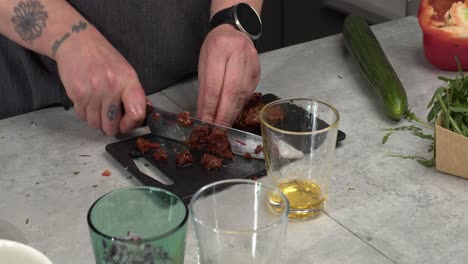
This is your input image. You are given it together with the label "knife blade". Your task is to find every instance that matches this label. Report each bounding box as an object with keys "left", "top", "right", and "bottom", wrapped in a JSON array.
[{"left": 145, "top": 106, "right": 265, "bottom": 159}]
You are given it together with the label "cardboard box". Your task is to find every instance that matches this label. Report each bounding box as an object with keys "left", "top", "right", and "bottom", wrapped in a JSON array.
[{"left": 435, "top": 115, "right": 468, "bottom": 179}]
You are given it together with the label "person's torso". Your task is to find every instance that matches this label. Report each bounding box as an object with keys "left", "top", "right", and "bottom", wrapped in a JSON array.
[
  {"left": 0, "top": 0, "right": 210, "bottom": 119},
  {"left": 68, "top": 0, "right": 211, "bottom": 93}
]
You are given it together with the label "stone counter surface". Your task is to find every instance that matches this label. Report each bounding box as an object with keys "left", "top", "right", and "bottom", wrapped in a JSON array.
[{"left": 1, "top": 17, "right": 467, "bottom": 263}]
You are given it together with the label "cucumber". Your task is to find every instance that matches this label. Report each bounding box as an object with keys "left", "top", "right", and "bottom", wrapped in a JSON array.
[{"left": 343, "top": 15, "right": 408, "bottom": 120}]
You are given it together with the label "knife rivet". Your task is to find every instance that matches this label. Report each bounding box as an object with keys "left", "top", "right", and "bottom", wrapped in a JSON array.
[{"left": 129, "top": 151, "right": 142, "bottom": 158}]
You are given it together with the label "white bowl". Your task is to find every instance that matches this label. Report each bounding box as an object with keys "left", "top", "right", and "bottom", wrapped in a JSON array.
[{"left": 0, "top": 239, "right": 52, "bottom": 264}]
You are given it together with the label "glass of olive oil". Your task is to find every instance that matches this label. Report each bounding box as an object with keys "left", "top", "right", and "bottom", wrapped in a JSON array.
[{"left": 260, "top": 98, "right": 340, "bottom": 220}]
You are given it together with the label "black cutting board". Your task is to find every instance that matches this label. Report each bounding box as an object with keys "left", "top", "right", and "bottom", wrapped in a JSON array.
[
  {"left": 105, "top": 94, "right": 346, "bottom": 203},
  {"left": 106, "top": 134, "right": 266, "bottom": 203}
]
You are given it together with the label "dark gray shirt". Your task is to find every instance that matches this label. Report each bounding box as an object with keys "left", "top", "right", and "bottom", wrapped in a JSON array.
[{"left": 0, "top": 0, "right": 210, "bottom": 119}]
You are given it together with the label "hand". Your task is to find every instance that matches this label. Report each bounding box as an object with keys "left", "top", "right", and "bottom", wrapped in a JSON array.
[
  {"left": 197, "top": 24, "right": 261, "bottom": 126},
  {"left": 55, "top": 27, "right": 147, "bottom": 136}
]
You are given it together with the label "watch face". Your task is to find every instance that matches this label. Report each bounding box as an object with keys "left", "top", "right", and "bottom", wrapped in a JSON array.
[{"left": 235, "top": 3, "right": 262, "bottom": 38}]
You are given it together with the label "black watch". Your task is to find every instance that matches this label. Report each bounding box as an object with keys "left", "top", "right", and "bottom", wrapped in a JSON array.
[{"left": 209, "top": 3, "right": 262, "bottom": 41}]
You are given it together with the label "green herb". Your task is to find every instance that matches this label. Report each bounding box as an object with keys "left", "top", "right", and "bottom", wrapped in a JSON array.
[
  {"left": 428, "top": 57, "right": 468, "bottom": 135},
  {"left": 405, "top": 109, "right": 432, "bottom": 129},
  {"left": 385, "top": 153, "right": 435, "bottom": 167},
  {"left": 73, "top": 171, "right": 80, "bottom": 175},
  {"left": 382, "top": 57, "right": 468, "bottom": 167},
  {"left": 381, "top": 125, "right": 433, "bottom": 144},
  {"left": 381, "top": 116, "right": 435, "bottom": 167},
  {"left": 427, "top": 142, "right": 434, "bottom": 153}
]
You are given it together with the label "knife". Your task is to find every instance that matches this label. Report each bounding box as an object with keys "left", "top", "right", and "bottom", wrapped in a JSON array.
[{"left": 145, "top": 105, "right": 265, "bottom": 159}]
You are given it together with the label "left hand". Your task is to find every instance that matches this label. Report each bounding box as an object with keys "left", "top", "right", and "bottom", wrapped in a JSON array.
[{"left": 197, "top": 24, "right": 261, "bottom": 126}]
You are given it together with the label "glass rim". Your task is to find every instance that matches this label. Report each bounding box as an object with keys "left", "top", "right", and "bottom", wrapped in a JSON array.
[
  {"left": 87, "top": 186, "right": 188, "bottom": 243},
  {"left": 259, "top": 97, "right": 340, "bottom": 135},
  {"left": 188, "top": 179, "right": 290, "bottom": 234}
]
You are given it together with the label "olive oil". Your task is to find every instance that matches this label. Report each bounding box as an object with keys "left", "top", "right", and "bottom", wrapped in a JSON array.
[{"left": 277, "top": 179, "right": 326, "bottom": 219}]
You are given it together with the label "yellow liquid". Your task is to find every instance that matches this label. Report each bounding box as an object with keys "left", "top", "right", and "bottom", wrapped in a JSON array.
[{"left": 278, "top": 179, "right": 326, "bottom": 219}]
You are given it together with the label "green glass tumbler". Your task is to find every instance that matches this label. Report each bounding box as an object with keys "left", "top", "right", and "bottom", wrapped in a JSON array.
[{"left": 87, "top": 186, "right": 188, "bottom": 264}]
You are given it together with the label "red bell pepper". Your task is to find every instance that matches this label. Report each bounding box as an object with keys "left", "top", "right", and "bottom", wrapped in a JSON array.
[{"left": 419, "top": 0, "right": 468, "bottom": 70}]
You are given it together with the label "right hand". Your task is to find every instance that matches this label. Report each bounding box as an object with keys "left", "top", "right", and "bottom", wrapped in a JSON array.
[{"left": 54, "top": 26, "right": 147, "bottom": 136}]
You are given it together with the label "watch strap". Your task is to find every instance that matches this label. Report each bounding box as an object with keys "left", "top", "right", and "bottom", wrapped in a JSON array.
[{"left": 209, "top": 6, "right": 236, "bottom": 31}]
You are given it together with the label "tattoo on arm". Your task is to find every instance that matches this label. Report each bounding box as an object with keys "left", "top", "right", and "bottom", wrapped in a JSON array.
[
  {"left": 11, "top": 0, "right": 48, "bottom": 43},
  {"left": 51, "top": 20, "right": 88, "bottom": 58},
  {"left": 71, "top": 20, "right": 87, "bottom": 33},
  {"left": 107, "top": 105, "right": 119, "bottom": 121},
  {"left": 51, "top": 33, "right": 70, "bottom": 57}
]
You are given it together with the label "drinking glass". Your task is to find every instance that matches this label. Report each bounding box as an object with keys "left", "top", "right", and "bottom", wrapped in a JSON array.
[
  {"left": 87, "top": 186, "right": 188, "bottom": 264},
  {"left": 260, "top": 98, "right": 340, "bottom": 219},
  {"left": 189, "top": 179, "right": 289, "bottom": 264}
]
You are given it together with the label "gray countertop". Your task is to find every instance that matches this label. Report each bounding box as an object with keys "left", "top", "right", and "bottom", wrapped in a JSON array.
[{"left": 1, "top": 17, "right": 467, "bottom": 264}]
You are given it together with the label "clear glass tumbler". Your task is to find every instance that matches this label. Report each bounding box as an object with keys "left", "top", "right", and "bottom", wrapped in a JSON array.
[
  {"left": 260, "top": 98, "right": 340, "bottom": 220},
  {"left": 189, "top": 179, "right": 289, "bottom": 264},
  {"left": 87, "top": 186, "right": 188, "bottom": 264}
]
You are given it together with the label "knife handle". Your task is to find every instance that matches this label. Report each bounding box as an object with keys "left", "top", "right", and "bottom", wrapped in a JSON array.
[{"left": 120, "top": 101, "right": 153, "bottom": 128}]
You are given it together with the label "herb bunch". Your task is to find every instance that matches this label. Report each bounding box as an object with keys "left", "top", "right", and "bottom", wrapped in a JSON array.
[
  {"left": 429, "top": 70, "right": 468, "bottom": 136},
  {"left": 382, "top": 58, "right": 468, "bottom": 167}
]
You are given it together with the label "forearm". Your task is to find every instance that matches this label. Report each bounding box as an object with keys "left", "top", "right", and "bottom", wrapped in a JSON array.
[
  {"left": 0, "top": 0, "right": 93, "bottom": 59},
  {"left": 210, "top": 0, "right": 263, "bottom": 19}
]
